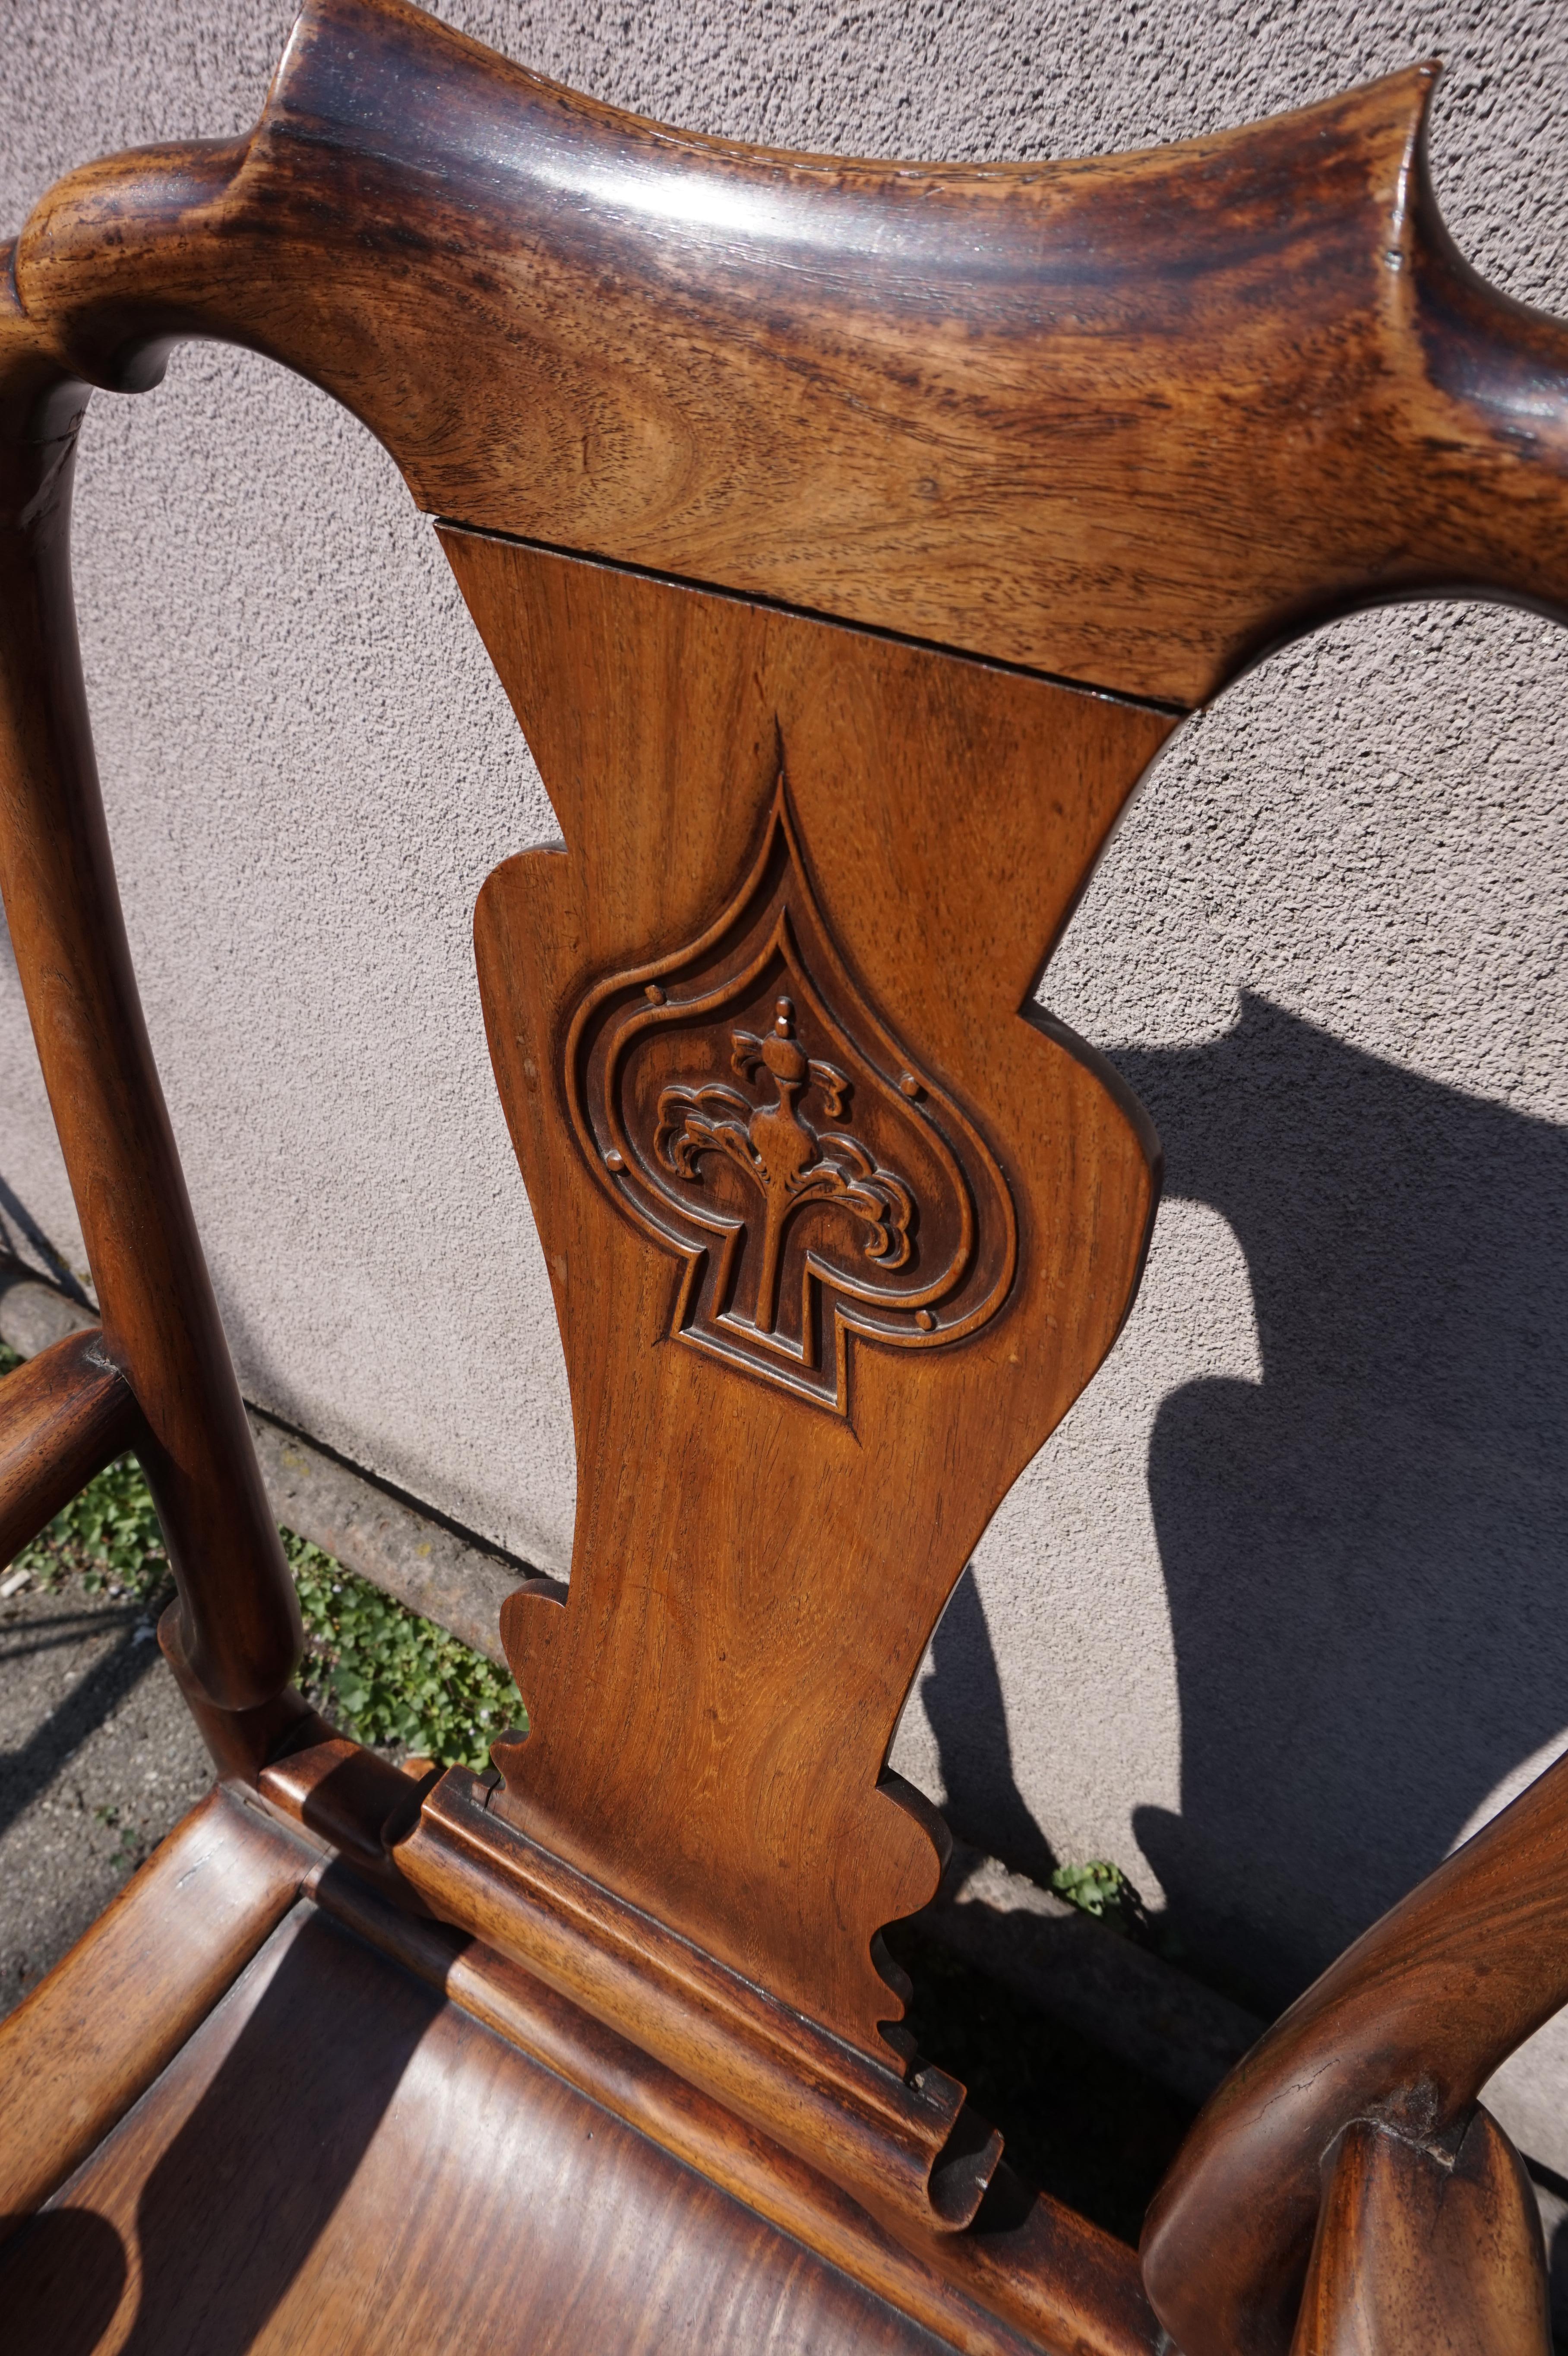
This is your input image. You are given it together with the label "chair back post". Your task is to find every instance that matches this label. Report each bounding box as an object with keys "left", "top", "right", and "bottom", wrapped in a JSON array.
[{"left": 0, "top": 286, "right": 302, "bottom": 1736}]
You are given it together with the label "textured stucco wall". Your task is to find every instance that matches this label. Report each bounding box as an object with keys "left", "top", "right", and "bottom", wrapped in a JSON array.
[{"left": 4, "top": 0, "right": 1568, "bottom": 2124}]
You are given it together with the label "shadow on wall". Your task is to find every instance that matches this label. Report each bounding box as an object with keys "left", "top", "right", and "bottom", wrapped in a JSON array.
[
  {"left": 1123, "top": 991, "right": 1568, "bottom": 2011},
  {"left": 921, "top": 1569, "right": 1059, "bottom": 1889},
  {"left": 0, "top": 1176, "right": 90, "bottom": 1306},
  {"left": 927, "top": 990, "right": 1568, "bottom": 2018}
]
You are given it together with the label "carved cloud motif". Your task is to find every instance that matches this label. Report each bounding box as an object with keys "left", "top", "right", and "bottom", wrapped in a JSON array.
[{"left": 565, "top": 783, "right": 1016, "bottom": 1413}]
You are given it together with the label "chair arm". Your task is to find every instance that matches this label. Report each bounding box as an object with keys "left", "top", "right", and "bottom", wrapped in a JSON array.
[
  {"left": 1141, "top": 1744, "right": 1568, "bottom": 2356},
  {"left": 1287, "top": 2110, "right": 1550, "bottom": 2356},
  {"left": 0, "top": 1325, "right": 136, "bottom": 1565}
]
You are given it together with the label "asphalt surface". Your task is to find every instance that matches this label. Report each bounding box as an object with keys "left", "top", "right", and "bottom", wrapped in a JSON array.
[{"left": 0, "top": 1567, "right": 211, "bottom": 2021}]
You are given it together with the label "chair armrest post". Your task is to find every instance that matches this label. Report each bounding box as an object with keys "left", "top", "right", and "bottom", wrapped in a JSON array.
[{"left": 1141, "top": 1742, "right": 1568, "bottom": 2356}]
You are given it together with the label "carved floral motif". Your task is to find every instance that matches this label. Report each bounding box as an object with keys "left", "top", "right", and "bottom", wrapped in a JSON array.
[
  {"left": 565, "top": 784, "right": 1015, "bottom": 1412},
  {"left": 654, "top": 996, "right": 914, "bottom": 1337}
]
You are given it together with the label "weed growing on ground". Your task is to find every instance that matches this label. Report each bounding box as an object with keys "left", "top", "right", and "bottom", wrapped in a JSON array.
[
  {"left": 0, "top": 1345, "right": 520, "bottom": 1770},
  {"left": 284, "top": 1533, "right": 520, "bottom": 1768},
  {"left": 1049, "top": 1858, "right": 1150, "bottom": 1940}
]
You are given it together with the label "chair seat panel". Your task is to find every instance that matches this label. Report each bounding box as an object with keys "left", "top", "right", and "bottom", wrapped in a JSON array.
[
  {"left": 0, "top": 1895, "right": 954, "bottom": 2355},
  {"left": 0, "top": 1787, "right": 310, "bottom": 2223}
]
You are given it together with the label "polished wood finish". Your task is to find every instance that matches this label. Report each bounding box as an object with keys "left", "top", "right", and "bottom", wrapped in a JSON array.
[
  {"left": 0, "top": 1760, "right": 1151, "bottom": 2356},
  {"left": 1141, "top": 1744, "right": 1568, "bottom": 2356},
  {"left": 155, "top": 1599, "right": 318, "bottom": 1785},
  {"left": 4, "top": 3, "right": 1568, "bottom": 2346},
  {"left": 1289, "top": 2113, "right": 1549, "bottom": 2356},
  {"left": 0, "top": 1790, "right": 307, "bottom": 2230},
  {"left": 0, "top": 1325, "right": 135, "bottom": 1564},
  {"left": 458, "top": 534, "right": 1169, "bottom": 2073},
  {"left": 260, "top": 1724, "right": 436, "bottom": 1883},
  {"left": 14, "top": 0, "right": 1568, "bottom": 708},
  {"left": 0, "top": 285, "right": 301, "bottom": 1726},
  {"left": 391, "top": 1768, "right": 1155, "bottom": 2352},
  {"left": 400, "top": 1766, "right": 1002, "bottom": 2234},
  {"left": 310, "top": 1833, "right": 1154, "bottom": 2356},
  {"left": 0, "top": 1894, "right": 955, "bottom": 2356}
]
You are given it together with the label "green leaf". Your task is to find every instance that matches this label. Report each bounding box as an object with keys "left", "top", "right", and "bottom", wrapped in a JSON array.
[{"left": 0, "top": 1353, "right": 525, "bottom": 1774}]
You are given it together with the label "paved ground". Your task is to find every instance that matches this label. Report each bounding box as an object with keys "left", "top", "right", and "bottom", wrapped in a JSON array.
[{"left": 0, "top": 1567, "right": 211, "bottom": 2021}]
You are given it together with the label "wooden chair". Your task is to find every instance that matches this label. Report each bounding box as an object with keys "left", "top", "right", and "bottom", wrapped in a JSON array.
[{"left": 1, "top": 3, "right": 1565, "bottom": 2347}]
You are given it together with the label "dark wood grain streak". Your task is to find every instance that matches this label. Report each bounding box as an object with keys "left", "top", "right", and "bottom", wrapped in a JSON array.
[
  {"left": 0, "top": 282, "right": 302, "bottom": 1723},
  {"left": 248, "top": 1742, "right": 1159, "bottom": 2356},
  {"left": 2, "top": 1899, "right": 955, "bottom": 2354},
  {"left": 309, "top": 1855, "right": 1154, "bottom": 2356},
  {"left": 1289, "top": 2113, "right": 1549, "bottom": 2356},
  {"left": 3, "top": 10, "right": 1567, "bottom": 2345},
  {"left": 13, "top": 0, "right": 1568, "bottom": 705},
  {"left": 1141, "top": 1744, "right": 1568, "bottom": 2356},
  {"left": 0, "top": 1325, "right": 135, "bottom": 1564},
  {"left": 0, "top": 1789, "right": 308, "bottom": 2232}
]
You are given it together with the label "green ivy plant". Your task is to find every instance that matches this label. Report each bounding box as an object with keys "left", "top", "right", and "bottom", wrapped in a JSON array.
[
  {"left": 1050, "top": 1859, "right": 1150, "bottom": 1941},
  {"left": 284, "top": 1534, "right": 521, "bottom": 1770},
  {"left": 1, "top": 1346, "right": 521, "bottom": 1771},
  {"left": 25, "top": 1449, "right": 170, "bottom": 1598}
]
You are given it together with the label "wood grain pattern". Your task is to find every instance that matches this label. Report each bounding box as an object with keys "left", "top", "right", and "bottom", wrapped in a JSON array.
[
  {"left": 564, "top": 788, "right": 1018, "bottom": 1414},
  {"left": 5, "top": 7, "right": 1568, "bottom": 2344},
  {"left": 310, "top": 1849, "right": 1155, "bottom": 2356},
  {"left": 399, "top": 1767, "right": 1003, "bottom": 2235},
  {"left": 0, "top": 282, "right": 302, "bottom": 1725},
  {"left": 13, "top": 0, "right": 1568, "bottom": 706},
  {"left": 1289, "top": 2113, "right": 1550, "bottom": 2356},
  {"left": 455, "top": 532, "right": 1170, "bottom": 2066},
  {"left": 0, "top": 1326, "right": 136, "bottom": 1564},
  {"left": 0, "top": 1898, "right": 955, "bottom": 2355},
  {"left": 0, "top": 1789, "right": 307, "bottom": 2231},
  {"left": 1141, "top": 1742, "right": 1568, "bottom": 2356}
]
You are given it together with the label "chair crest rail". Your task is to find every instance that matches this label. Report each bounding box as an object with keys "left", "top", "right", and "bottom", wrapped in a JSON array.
[{"left": 10, "top": 0, "right": 1568, "bottom": 703}]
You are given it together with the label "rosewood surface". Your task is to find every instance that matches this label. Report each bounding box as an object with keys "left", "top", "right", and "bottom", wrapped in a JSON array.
[
  {"left": 0, "top": 1326, "right": 135, "bottom": 1565},
  {"left": 457, "top": 533, "right": 1169, "bottom": 2074},
  {"left": 0, "top": 1898, "right": 951, "bottom": 2356},
  {"left": 1287, "top": 2112, "right": 1549, "bottom": 2356},
  {"left": 1141, "top": 1744, "right": 1568, "bottom": 2355},
  {"left": 2, "top": 2, "right": 1568, "bottom": 2349},
  {"left": 13, "top": 0, "right": 1568, "bottom": 707},
  {"left": 0, "top": 1791, "right": 306, "bottom": 2228}
]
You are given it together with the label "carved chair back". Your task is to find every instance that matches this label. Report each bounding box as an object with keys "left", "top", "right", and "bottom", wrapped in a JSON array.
[{"left": 2, "top": 5, "right": 1567, "bottom": 2352}]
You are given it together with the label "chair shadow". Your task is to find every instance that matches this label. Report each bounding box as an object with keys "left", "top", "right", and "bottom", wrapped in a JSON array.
[
  {"left": 921, "top": 1567, "right": 1059, "bottom": 1887},
  {"left": 121, "top": 1904, "right": 438, "bottom": 2354},
  {"left": 0, "top": 1614, "right": 158, "bottom": 1842},
  {"left": 0, "top": 1901, "right": 440, "bottom": 2353},
  {"left": 1107, "top": 991, "right": 1568, "bottom": 2009},
  {"left": 0, "top": 2210, "right": 128, "bottom": 2355},
  {"left": 0, "top": 1178, "right": 93, "bottom": 1307}
]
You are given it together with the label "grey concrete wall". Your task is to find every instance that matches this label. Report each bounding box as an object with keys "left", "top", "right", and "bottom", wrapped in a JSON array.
[{"left": 4, "top": 0, "right": 1568, "bottom": 2140}]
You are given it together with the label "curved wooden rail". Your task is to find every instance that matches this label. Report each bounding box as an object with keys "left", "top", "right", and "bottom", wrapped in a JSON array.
[
  {"left": 0, "top": 286, "right": 302, "bottom": 1724},
  {"left": 0, "top": 1325, "right": 136, "bottom": 1564},
  {"left": 3, "top": 2, "right": 1568, "bottom": 2340},
  {"left": 1141, "top": 1751, "right": 1568, "bottom": 2354},
  {"left": 9, "top": 0, "right": 1568, "bottom": 708}
]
